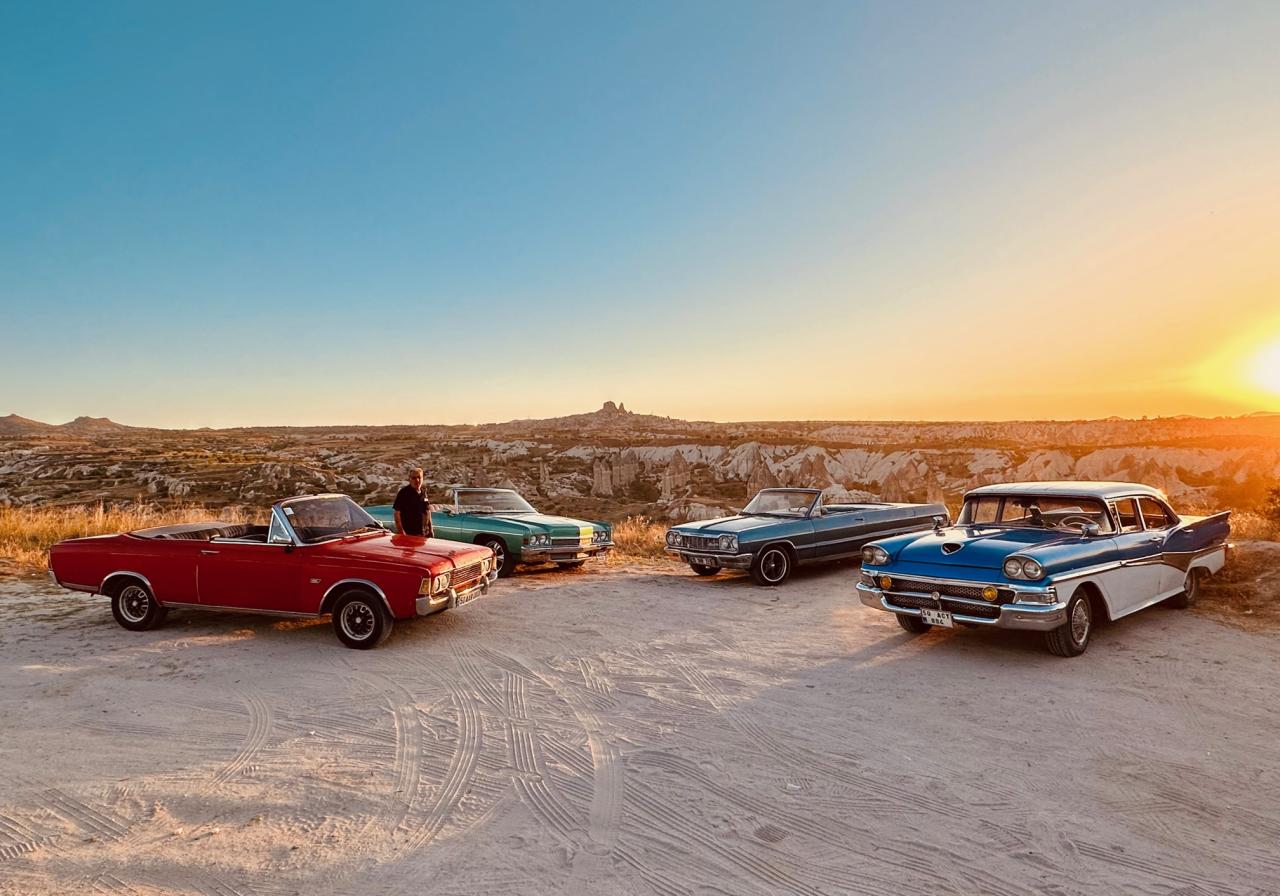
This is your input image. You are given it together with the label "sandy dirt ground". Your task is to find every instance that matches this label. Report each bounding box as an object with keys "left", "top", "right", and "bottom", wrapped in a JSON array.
[{"left": 1, "top": 562, "right": 1278, "bottom": 896}]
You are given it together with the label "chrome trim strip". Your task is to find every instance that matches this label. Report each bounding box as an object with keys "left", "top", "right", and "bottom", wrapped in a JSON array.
[
  {"left": 863, "top": 569, "right": 1055, "bottom": 594},
  {"left": 319, "top": 579, "right": 392, "bottom": 616},
  {"left": 60, "top": 581, "right": 100, "bottom": 593},
  {"left": 160, "top": 601, "right": 315, "bottom": 619},
  {"left": 1048, "top": 560, "right": 1124, "bottom": 583},
  {"left": 100, "top": 570, "right": 156, "bottom": 599}
]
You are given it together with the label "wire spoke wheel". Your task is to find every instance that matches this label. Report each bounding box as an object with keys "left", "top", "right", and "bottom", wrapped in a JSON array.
[{"left": 1070, "top": 598, "right": 1091, "bottom": 646}]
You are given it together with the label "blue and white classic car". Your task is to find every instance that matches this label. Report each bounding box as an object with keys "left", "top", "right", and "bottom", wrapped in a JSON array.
[
  {"left": 666, "top": 488, "right": 946, "bottom": 586},
  {"left": 857, "top": 481, "right": 1231, "bottom": 656}
]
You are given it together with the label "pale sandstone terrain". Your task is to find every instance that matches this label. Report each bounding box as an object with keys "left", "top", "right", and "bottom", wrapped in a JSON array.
[
  {"left": 3, "top": 405, "right": 1280, "bottom": 523},
  {"left": 1, "top": 559, "right": 1278, "bottom": 896}
]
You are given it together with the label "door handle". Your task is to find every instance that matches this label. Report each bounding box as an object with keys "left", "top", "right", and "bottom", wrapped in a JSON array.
[
  {"left": 200, "top": 549, "right": 219, "bottom": 555},
  {"left": 1146, "top": 535, "right": 1162, "bottom": 543}
]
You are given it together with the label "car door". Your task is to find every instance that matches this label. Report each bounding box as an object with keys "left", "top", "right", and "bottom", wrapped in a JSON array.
[
  {"left": 196, "top": 519, "right": 305, "bottom": 613},
  {"left": 1104, "top": 497, "right": 1165, "bottom": 617},
  {"left": 1137, "top": 496, "right": 1182, "bottom": 597},
  {"left": 809, "top": 507, "right": 882, "bottom": 559}
]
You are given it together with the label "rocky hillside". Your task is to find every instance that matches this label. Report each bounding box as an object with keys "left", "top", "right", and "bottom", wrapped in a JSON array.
[{"left": 2, "top": 403, "right": 1279, "bottom": 521}]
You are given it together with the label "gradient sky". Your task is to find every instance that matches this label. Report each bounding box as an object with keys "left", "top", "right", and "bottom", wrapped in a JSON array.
[{"left": 2, "top": 1, "right": 1278, "bottom": 427}]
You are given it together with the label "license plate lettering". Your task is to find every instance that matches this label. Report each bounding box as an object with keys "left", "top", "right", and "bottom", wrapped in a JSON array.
[{"left": 920, "top": 608, "right": 953, "bottom": 627}]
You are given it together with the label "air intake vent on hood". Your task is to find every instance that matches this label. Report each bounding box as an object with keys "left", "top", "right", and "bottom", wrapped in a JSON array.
[{"left": 942, "top": 543, "right": 962, "bottom": 555}]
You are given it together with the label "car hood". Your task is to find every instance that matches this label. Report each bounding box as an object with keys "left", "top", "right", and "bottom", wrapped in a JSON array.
[
  {"left": 311, "top": 533, "right": 492, "bottom": 573},
  {"left": 890, "top": 526, "right": 1086, "bottom": 571},
  {"left": 673, "top": 514, "right": 798, "bottom": 535},
  {"left": 475, "top": 513, "right": 602, "bottom": 536}
]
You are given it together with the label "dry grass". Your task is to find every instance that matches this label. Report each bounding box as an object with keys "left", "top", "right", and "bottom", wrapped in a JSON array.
[
  {"left": 1198, "top": 540, "right": 1280, "bottom": 632},
  {"left": 0, "top": 504, "right": 237, "bottom": 576},
  {"left": 605, "top": 516, "right": 674, "bottom": 566},
  {"left": 1221, "top": 510, "right": 1279, "bottom": 541}
]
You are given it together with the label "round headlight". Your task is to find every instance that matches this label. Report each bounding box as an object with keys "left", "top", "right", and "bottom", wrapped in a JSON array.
[
  {"left": 863, "top": 545, "right": 889, "bottom": 566},
  {"left": 1003, "top": 558, "right": 1024, "bottom": 579},
  {"left": 718, "top": 535, "right": 734, "bottom": 552},
  {"left": 666, "top": 531, "right": 677, "bottom": 545},
  {"left": 1022, "top": 559, "right": 1044, "bottom": 580}
]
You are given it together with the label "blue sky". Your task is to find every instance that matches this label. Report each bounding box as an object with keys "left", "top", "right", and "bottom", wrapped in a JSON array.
[{"left": 2, "top": 1, "right": 1278, "bottom": 426}]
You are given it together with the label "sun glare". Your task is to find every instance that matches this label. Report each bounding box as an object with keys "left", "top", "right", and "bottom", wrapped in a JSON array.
[{"left": 1250, "top": 342, "right": 1280, "bottom": 395}]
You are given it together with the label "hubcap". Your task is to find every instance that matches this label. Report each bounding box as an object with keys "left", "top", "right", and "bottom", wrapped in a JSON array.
[
  {"left": 490, "top": 541, "right": 505, "bottom": 567},
  {"left": 761, "top": 550, "right": 787, "bottom": 582},
  {"left": 1070, "top": 599, "right": 1091, "bottom": 645},
  {"left": 1185, "top": 571, "right": 1197, "bottom": 598},
  {"left": 340, "top": 601, "right": 376, "bottom": 641},
  {"left": 119, "top": 585, "right": 150, "bottom": 622}
]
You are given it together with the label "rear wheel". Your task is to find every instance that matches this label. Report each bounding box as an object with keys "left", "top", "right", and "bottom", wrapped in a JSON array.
[
  {"left": 750, "top": 545, "right": 792, "bottom": 586},
  {"left": 481, "top": 537, "right": 516, "bottom": 577},
  {"left": 896, "top": 614, "right": 932, "bottom": 634},
  {"left": 1167, "top": 568, "right": 1202, "bottom": 609},
  {"left": 690, "top": 564, "right": 721, "bottom": 577},
  {"left": 332, "top": 591, "right": 393, "bottom": 649},
  {"left": 1045, "top": 589, "right": 1092, "bottom": 657},
  {"left": 110, "top": 580, "right": 167, "bottom": 631}
]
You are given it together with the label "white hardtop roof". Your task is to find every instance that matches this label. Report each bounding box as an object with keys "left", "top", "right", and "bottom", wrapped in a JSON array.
[{"left": 965, "top": 481, "right": 1168, "bottom": 500}]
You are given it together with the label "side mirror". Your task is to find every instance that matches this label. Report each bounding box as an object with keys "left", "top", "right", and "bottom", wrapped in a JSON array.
[
  {"left": 1081, "top": 523, "right": 1100, "bottom": 539},
  {"left": 932, "top": 514, "right": 947, "bottom": 532}
]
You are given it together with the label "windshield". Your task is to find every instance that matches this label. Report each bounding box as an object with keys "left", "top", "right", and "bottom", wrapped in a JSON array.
[
  {"left": 958, "top": 495, "right": 1114, "bottom": 533},
  {"left": 743, "top": 489, "right": 819, "bottom": 517},
  {"left": 282, "top": 496, "right": 384, "bottom": 544},
  {"left": 455, "top": 489, "right": 537, "bottom": 514}
]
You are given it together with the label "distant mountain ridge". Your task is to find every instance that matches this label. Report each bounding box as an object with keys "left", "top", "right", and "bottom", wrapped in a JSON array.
[{"left": 0, "top": 414, "right": 140, "bottom": 435}]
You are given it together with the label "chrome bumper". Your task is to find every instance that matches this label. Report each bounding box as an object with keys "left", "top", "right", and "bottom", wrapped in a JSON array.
[
  {"left": 521, "top": 543, "right": 612, "bottom": 563},
  {"left": 855, "top": 582, "right": 1068, "bottom": 632},
  {"left": 416, "top": 570, "right": 500, "bottom": 615},
  {"left": 664, "top": 548, "right": 754, "bottom": 570}
]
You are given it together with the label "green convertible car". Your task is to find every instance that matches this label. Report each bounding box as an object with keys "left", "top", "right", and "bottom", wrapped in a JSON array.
[{"left": 366, "top": 487, "right": 613, "bottom": 577}]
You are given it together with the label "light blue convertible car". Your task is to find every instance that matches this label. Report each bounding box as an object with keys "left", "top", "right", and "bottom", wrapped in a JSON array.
[
  {"left": 857, "top": 481, "right": 1231, "bottom": 657},
  {"left": 666, "top": 488, "right": 945, "bottom": 585}
]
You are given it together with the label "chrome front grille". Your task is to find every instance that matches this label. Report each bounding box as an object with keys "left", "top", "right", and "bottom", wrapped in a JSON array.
[
  {"left": 868, "top": 573, "right": 1014, "bottom": 604},
  {"left": 887, "top": 593, "right": 1002, "bottom": 620},
  {"left": 680, "top": 534, "right": 724, "bottom": 551},
  {"left": 453, "top": 561, "right": 483, "bottom": 589},
  {"left": 552, "top": 536, "right": 590, "bottom": 547}
]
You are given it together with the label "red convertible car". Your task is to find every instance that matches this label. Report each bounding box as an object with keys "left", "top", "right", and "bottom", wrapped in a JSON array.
[{"left": 47, "top": 494, "right": 498, "bottom": 649}]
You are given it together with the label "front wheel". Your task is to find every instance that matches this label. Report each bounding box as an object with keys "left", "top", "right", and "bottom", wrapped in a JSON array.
[
  {"left": 1044, "top": 589, "right": 1092, "bottom": 657},
  {"left": 481, "top": 537, "right": 516, "bottom": 577},
  {"left": 750, "top": 546, "right": 792, "bottom": 586},
  {"left": 690, "top": 564, "right": 721, "bottom": 577},
  {"left": 332, "top": 591, "right": 393, "bottom": 650},
  {"left": 1167, "top": 568, "right": 1202, "bottom": 609},
  {"left": 110, "top": 581, "right": 167, "bottom": 631},
  {"left": 896, "top": 614, "right": 932, "bottom": 634}
]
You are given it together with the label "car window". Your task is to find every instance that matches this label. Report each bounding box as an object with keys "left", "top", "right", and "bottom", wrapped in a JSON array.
[
  {"left": 1115, "top": 498, "right": 1142, "bottom": 533},
  {"left": 268, "top": 512, "right": 292, "bottom": 544},
  {"left": 1138, "top": 497, "right": 1172, "bottom": 530},
  {"left": 965, "top": 496, "right": 1001, "bottom": 524}
]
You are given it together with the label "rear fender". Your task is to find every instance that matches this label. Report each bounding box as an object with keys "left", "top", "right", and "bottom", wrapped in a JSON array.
[{"left": 1165, "top": 511, "right": 1231, "bottom": 555}]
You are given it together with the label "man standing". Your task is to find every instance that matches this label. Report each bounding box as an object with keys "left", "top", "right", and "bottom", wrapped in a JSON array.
[{"left": 393, "top": 468, "right": 433, "bottom": 537}]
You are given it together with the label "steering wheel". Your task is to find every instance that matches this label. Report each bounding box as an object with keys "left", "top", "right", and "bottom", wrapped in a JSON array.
[{"left": 1056, "top": 514, "right": 1095, "bottom": 531}]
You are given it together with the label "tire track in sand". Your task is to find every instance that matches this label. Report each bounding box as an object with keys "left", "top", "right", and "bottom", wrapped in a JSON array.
[
  {"left": 204, "top": 691, "right": 273, "bottom": 791},
  {"left": 474, "top": 646, "right": 624, "bottom": 857}
]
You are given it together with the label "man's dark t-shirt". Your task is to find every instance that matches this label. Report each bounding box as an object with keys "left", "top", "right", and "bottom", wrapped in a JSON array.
[{"left": 394, "top": 486, "right": 430, "bottom": 536}]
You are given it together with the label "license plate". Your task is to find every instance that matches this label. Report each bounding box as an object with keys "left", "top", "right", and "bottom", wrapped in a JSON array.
[
  {"left": 920, "top": 608, "right": 953, "bottom": 627},
  {"left": 691, "top": 556, "right": 718, "bottom": 568},
  {"left": 453, "top": 588, "right": 484, "bottom": 609}
]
